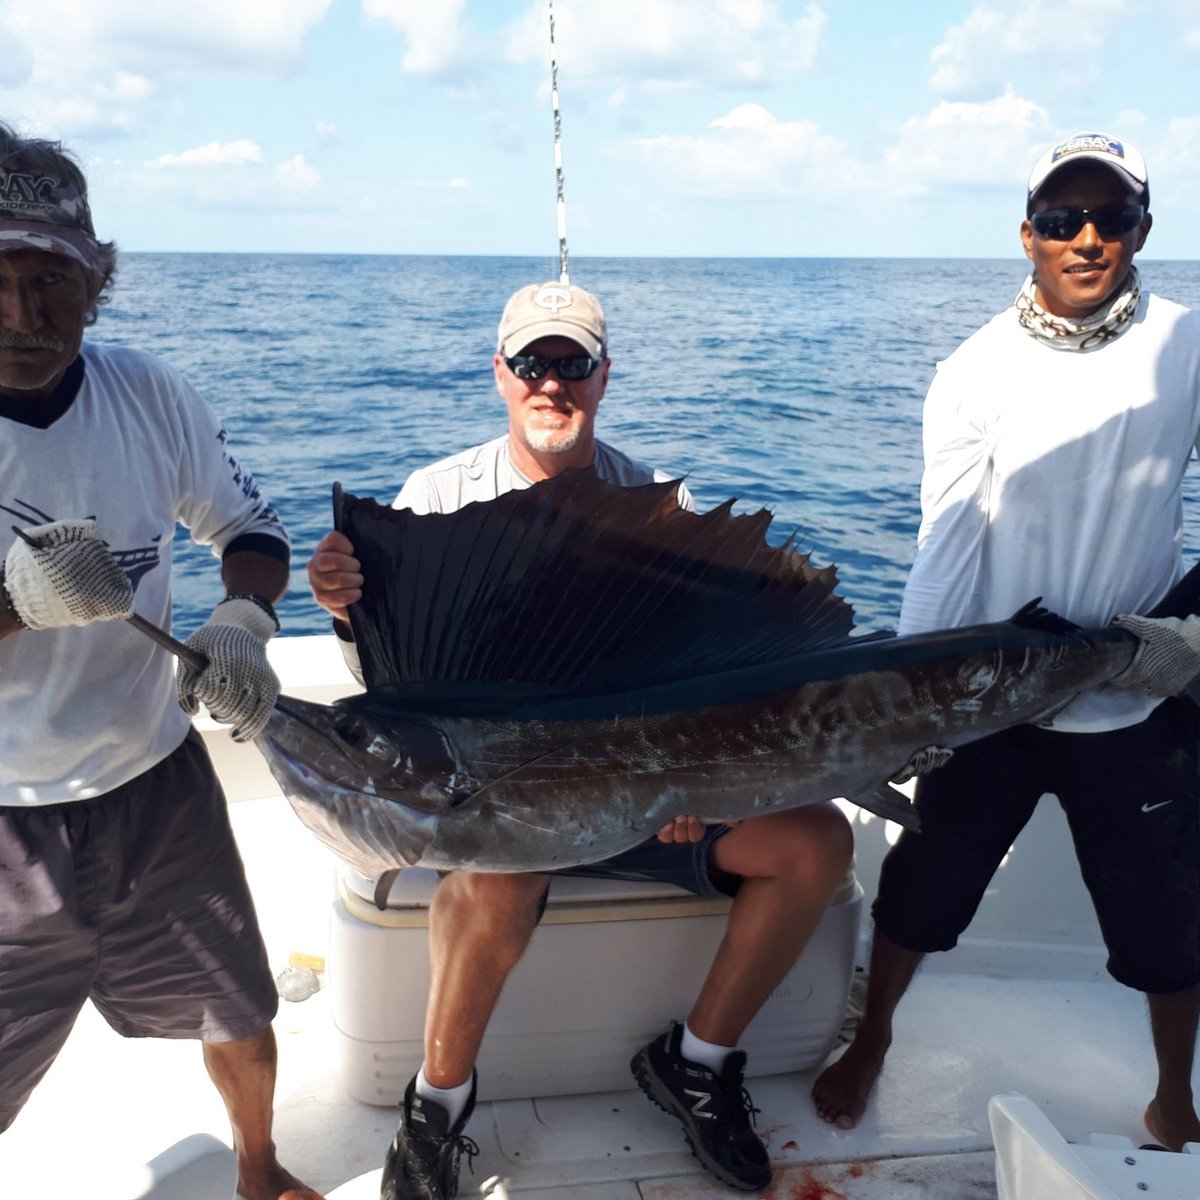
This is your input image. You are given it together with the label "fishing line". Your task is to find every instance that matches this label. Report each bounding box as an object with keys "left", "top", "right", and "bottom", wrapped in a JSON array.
[{"left": 548, "top": 0, "right": 569, "bottom": 284}]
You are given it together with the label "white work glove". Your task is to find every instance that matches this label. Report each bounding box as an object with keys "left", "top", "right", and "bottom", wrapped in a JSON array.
[
  {"left": 1110, "top": 613, "right": 1200, "bottom": 697},
  {"left": 2, "top": 520, "right": 133, "bottom": 629},
  {"left": 177, "top": 596, "right": 280, "bottom": 742}
]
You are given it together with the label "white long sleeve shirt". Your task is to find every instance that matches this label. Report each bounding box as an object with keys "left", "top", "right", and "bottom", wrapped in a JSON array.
[{"left": 899, "top": 292, "right": 1200, "bottom": 732}]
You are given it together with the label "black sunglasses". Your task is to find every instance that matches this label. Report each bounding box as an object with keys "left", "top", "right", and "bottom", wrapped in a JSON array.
[
  {"left": 504, "top": 353, "right": 601, "bottom": 381},
  {"left": 1030, "top": 203, "right": 1145, "bottom": 242}
]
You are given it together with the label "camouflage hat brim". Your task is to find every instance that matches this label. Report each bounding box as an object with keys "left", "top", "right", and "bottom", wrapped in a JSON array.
[{"left": 0, "top": 221, "right": 103, "bottom": 272}]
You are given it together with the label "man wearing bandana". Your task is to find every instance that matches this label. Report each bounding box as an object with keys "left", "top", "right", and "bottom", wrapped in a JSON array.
[
  {"left": 813, "top": 133, "right": 1200, "bottom": 1150},
  {"left": 0, "top": 122, "right": 319, "bottom": 1199}
]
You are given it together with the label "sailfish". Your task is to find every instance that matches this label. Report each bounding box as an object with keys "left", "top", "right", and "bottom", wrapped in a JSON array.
[{"left": 254, "top": 469, "right": 1189, "bottom": 876}]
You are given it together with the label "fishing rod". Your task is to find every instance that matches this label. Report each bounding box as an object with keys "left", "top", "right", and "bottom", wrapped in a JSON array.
[{"left": 548, "top": 0, "right": 569, "bottom": 284}]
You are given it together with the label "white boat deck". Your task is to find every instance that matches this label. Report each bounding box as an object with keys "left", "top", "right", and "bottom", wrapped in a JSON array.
[{"left": 0, "top": 636, "right": 1181, "bottom": 1199}]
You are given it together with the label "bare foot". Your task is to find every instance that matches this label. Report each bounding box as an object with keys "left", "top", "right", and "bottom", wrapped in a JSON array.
[
  {"left": 1144, "top": 1098, "right": 1200, "bottom": 1153},
  {"left": 237, "top": 1158, "right": 324, "bottom": 1200},
  {"left": 812, "top": 1040, "right": 888, "bottom": 1129}
]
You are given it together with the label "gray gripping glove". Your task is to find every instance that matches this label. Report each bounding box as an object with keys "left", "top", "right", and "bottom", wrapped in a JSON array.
[
  {"left": 177, "top": 597, "right": 280, "bottom": 742},
  {"left": 3, "top": 520, "right": 134, "bottom": 629},
  {"left": 1110, "top": 613, "right": 1200, "bottom": 697}
]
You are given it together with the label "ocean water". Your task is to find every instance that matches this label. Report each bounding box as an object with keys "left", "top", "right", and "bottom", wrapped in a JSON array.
[{"left": 98, "top": 254, "right": 1200, "bottom": 639}]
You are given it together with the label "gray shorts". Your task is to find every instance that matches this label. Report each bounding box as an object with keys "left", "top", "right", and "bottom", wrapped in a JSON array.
[{"left": 0, "top": 728, "right": 277, "bottom": 1132}]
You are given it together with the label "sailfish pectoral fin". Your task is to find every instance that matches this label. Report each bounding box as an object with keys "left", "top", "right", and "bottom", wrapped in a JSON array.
[
  {"left": 889, "top": 745, "right": 954, "bottom": 785},
  {"left": 846, "top": 744, "right": 956, "bottom": 829},
  {"left": 844, "top": 780, "right": 921, "bottom": 831}
]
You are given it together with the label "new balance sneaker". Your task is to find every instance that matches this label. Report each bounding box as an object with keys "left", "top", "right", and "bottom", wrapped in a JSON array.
[
  {"left": 631, "top": 1022, "right": 770, "bottom": 1192},
  {"left": 379, "top": 1073, "right": 479, "bottom": 1200}
]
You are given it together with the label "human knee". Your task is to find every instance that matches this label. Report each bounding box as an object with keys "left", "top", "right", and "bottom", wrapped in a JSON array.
[
  {"left": 774, "top": 804, "right": 852, "bottom": 877},
  {"left": 433, "top": 871, "right": 549, "bottom": 929},
  {"left": 206, "top": 1025, "right": 276, "bottom": 1064},
  {"left": 720, "top": 804, "right": 853, "bottom": 886}
]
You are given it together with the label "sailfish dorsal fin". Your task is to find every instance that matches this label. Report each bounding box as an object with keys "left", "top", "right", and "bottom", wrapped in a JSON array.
[{"left": 336, "top": 468, "right": 855, "bottom": 693}]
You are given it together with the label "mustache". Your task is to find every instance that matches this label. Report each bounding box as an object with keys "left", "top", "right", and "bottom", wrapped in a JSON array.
[{"left": 0, "top": 330, "right": 65, "bottom": 350}]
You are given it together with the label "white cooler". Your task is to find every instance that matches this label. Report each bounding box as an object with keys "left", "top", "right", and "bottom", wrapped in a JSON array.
[{"left": 330, "top": 864, "right": 862, "bottom": 1105}]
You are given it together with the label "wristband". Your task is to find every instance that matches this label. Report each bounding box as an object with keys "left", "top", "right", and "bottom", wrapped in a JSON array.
[{"left": 223, "top": 592, "right": 280, "bottom": 633}]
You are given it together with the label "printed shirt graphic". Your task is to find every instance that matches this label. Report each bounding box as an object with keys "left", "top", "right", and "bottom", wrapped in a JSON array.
[{"left": 0, "top": 342, "right": 289, "bottom": 805}]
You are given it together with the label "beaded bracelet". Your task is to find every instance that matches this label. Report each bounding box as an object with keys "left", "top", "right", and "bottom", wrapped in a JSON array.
[{"left": 223, "top": 591, "right": 281, "bottom": 632}]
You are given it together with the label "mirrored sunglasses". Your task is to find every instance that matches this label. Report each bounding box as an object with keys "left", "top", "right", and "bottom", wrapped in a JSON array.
[
  {"left": 504, "top": 354, "right": 601, "bottom": 381},
  {"left": 1030, "top": 203, "right": 1145, "bottom": 242}
]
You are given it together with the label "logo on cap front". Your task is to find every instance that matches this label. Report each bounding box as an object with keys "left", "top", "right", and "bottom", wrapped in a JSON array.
[
  {"left": 0, "top": 169, "right": 92, "bottom": 230},
  {"left": 533, "top": 285, "right": 573, "bottom": 314},
  {"left": 1051, "top": 133, "right": 1124, "bottom": 164}
]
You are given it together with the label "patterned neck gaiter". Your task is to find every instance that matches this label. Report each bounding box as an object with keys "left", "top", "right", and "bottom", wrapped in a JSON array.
[{"left": 1014, "top": 265, "right": 1141, "bottom": 351}]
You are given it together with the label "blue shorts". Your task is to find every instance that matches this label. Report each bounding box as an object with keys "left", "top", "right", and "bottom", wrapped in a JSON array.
[
  {"left": 549, "top": 822, "right": 740, "bottom": 899},
  {"left": 873, "top": 698, "right": 1200, "bottom": 994}
]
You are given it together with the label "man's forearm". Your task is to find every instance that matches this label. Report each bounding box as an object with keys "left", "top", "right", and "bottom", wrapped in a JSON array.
[{"left": 220, "top": 549, "right": 289, "bottom": 607}]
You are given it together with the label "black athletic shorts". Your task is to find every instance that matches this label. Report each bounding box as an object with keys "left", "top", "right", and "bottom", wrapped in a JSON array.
[
  {"left": 0, "top": 728, "right": 278, "bottom": 1132},
  {"left": 872, "top": 698, "right": 1200, "bottom": 994}
]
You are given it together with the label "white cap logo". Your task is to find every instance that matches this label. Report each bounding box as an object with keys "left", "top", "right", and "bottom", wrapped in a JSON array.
[{"left": 533, "top": 285, "right": 573, "bottom": 314}]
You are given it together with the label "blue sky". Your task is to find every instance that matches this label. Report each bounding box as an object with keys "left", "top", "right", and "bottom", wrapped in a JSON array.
[{"left": 3, "top": 0, "right": 1198, "bottom": 260}]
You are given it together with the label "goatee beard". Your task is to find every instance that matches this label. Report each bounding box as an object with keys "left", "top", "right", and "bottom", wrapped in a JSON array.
[{"left": 524, "top": 424, "right": 581, "bottom": 455}]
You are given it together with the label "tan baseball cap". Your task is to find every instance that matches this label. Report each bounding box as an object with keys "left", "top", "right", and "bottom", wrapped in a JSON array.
[{"left": 497, "top": 281, "right": 607, "bottom": 359}]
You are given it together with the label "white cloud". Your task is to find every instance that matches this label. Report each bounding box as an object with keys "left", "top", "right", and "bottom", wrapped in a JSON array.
[
  {"left": 143, "top": 142, "right": 324, "bottom": 199},
  {"left": 0, "top": 0, "right": 332, "bottom": 138},
  {"left": 929, "top": 0, "right": 1131, "bottom": 99},
  {"left": 885, "top": 90, "right": 1054, "bottom": 195},
  {"left": 149, "top": 140, "right": 265, "bottom": 169},
  {"left": 1157, "top": 117, "right": 1200, "bottom": 184},
  {"left": 628, "top": 103, "right": 866, "bottom": 201},
  {"left": 363, "top": 0, "right": 471, "bottom": 75},
  {"left": 710, "top": 103, "right": 778, "bottom": 132},
  {"left": 275, "top": 154, "right": 321, "bottom": 192},
  {"left": 507, "top": 0, "right": 827, "bottom": 90},
  {"left": 114, "top": 142, "right": 328, "bottom": 222}
]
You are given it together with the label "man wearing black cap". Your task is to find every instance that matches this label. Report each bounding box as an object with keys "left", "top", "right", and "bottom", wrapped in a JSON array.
[
  {"left": 812, "top": 132, "right": 1200, "bottom": 1150},
  {"left": 309, "top": 280, "right": 854, "bottom": 1197},
  {"left": 0, "top": 122, "right": 319, "bottom": 1199}
]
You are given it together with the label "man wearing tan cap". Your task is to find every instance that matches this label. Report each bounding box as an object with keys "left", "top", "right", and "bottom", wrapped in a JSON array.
[
  {"left": 813, "top": 132, "right": 1200, "bottom": 1151},
  {"left": 309, "top": 280, "right": 853, "bottom": 1197}
]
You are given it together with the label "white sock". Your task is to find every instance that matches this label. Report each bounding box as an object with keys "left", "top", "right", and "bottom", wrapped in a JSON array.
[
  {"left": 415, "top": 1065, "right": 473, "bottom": 1125},
  {"left": 681, "top": 1023, "right": 736, "bottom": 1073}
]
